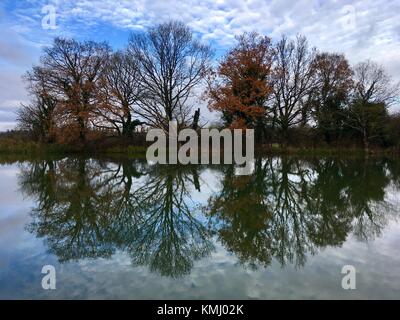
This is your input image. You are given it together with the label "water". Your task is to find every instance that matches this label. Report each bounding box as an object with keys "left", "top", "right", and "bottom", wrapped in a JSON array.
[{"left": 0, "top": 155, "right": 400, "bottom": 299}]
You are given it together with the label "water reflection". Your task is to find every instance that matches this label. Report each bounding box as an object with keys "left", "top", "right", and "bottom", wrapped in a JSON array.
[
  {"left": 206, "top": 157, "right": 397, "bottom": 270},
  {"left": 16, "top": 156, "right": 399, "bottom": 278}
]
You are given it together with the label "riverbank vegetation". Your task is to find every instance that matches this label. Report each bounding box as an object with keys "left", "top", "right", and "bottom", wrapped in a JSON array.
[{"left": 8, "top": 20, "right": 400, "bottom": 154}]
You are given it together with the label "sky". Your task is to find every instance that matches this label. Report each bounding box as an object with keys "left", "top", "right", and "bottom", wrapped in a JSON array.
[{"left": 0, "top": 0, "right": 399, "bottom": 131}]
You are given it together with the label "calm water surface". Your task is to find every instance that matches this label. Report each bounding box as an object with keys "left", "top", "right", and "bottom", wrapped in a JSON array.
[{"left": 0, "top": 155, "right": 400, "bottom": 299}]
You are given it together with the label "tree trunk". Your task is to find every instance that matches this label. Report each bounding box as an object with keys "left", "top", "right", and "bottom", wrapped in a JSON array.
[
  {"left": 191, "top": 108, "right": 200, "bottom": 130},
  {"left": 122, "top": 104, "right": 133, "bottom": 138},
  {"left": 78, "top": 116, "right": 86, "bottom": 143},
  {"left": 363, "top": 128, "right": 369, "bottom": 154},
  {"left": 281, "top": 124, "right": 289, "bottom": 149}
]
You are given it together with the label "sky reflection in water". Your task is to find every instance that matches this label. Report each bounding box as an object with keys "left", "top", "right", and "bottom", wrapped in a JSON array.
[{"left": 0, "top": 156, "right": 400, "bottom": 299}]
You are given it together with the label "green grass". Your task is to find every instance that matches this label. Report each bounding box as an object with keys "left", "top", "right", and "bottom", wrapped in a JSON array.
[
  {"left": 0, "top": 138, "right": 74, "bottom": 155},
  {"left": 256, "top": 144, "right": 400, "bottom": 157},
  {"left": 102, "top": 145, "right": 147, "bottom": 156},
  {"left": 1, "top": 137, "right": 399, "bottom": 159}
]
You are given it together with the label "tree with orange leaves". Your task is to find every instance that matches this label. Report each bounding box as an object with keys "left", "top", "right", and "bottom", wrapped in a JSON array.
[
  {"left": 205, "top": 32, "right": 274, "bottom": 142},
  {"left": 26, "top": 38, "right": 111, "bottom": 144}
]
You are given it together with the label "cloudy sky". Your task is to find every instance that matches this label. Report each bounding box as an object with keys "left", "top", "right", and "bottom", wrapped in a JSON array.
[{"left": 1, "top": 0, "right": 399, "bottom": 131}]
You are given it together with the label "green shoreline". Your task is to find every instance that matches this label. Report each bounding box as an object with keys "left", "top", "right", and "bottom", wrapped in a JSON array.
[{"left": 1, "top": 141, "right": 399, "bottom": 159}]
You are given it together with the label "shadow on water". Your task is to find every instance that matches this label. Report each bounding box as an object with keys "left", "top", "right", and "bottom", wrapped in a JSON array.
[{"left": 7, "top": 155, "right": 400, "bottom": 278}]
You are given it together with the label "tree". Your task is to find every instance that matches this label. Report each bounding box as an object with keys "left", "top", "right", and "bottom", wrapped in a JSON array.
[
  {"left": 18, "top": 71, "right": 58, "bottom": 142},
  {"left": 26, "top": 38, "right": 110, "bottom": 143},
  {"left": 346, "top": 60, "right": 399, "bottom": 152},
  {"left": 206, "top": 32, "right": 274, "bottom": 142},
  {"left": 347, "top": 101, "right": 389, "bottom": 151},
  {"left": 386, "top": 112, "right": 400, "bottom": 148},
  {"left": 129, "top": 21, "right": 212, "bottom": 131},
  {"left": 271, "top": 35, "right": 317, "bottom": 145},
  {"left": 311, "top": 53, "right": 353, "bottom": 145},
  {"left": 94, "top": 50, "right": 143, "bottom": 137},
  {"left": 16, "top": 96, "right": 57, "bottom": 142}
]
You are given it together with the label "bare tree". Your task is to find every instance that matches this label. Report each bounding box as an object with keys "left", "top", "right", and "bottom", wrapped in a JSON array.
[
  {"left": 16, "top": 96, "right": 57, "bottom": 142},
  {"left": 346, "top": 60, "right": 399, "bottom": 152},
  {"left": 18, "top": 65, "right": 58, "bottom": 142},
  {"left": 271, "top": 35, "right": 317, "bottom": 145},
  {"left": 26, "top": 38, "right": 110, "bottom": 143},
  {"left": 94, "top": 50, "right": 143, "bottom": 137},
  {"left": 129, "top": 21, "right": 212, "bottom": 131},
  {"left": 353, "top": 60, "right": 398, "bottom": 105}
]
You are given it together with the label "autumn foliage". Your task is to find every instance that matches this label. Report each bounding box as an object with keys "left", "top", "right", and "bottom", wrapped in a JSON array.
[{"left": 206, "top": 33, "right": 274, "bottom": 133}]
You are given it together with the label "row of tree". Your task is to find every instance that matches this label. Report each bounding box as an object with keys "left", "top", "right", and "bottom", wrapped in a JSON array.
[
  {"left": 17, "top": 20, "right": 399, "bottom": 151},
  {"left": 206, "top": 32, "right": 399, "bottom": 150}
]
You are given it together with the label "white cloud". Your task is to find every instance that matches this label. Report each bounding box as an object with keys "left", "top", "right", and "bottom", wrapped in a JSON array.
[{"left": 6, "top": 0, "right": 400, "bottom": 68}]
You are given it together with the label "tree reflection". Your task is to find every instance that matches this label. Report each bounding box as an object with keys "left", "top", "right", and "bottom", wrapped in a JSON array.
[
  {"left": 206, "top": 156, "right": 397, "bottom": 269},
  {"left": 125, "top": 165, "right": 213, "bottom": 277},
  {"left": 21, "top": 158, "right": 125, "bottom": 261},
  {"left": 18, "top": 155, "right": 398, "bottom": 277},
  {"left": 20, "top": 158, "right": 213, "bottom": 277}
]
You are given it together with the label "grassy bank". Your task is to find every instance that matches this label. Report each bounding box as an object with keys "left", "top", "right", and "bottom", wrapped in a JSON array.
[
  {"left": 100, "top": 146, "right": 147, "bottom": 160},
  {"left": 1, "top": 137, "right": 399, "bottom": 158},
  {"left": 0, "top": 138, "right": 73, "bottom": 155},
  {"left": 0, "top": 137, "right": 147, "bottom": 157},
  {"left": 255, "top": 144, "right": 400, "bottom": 157}
]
